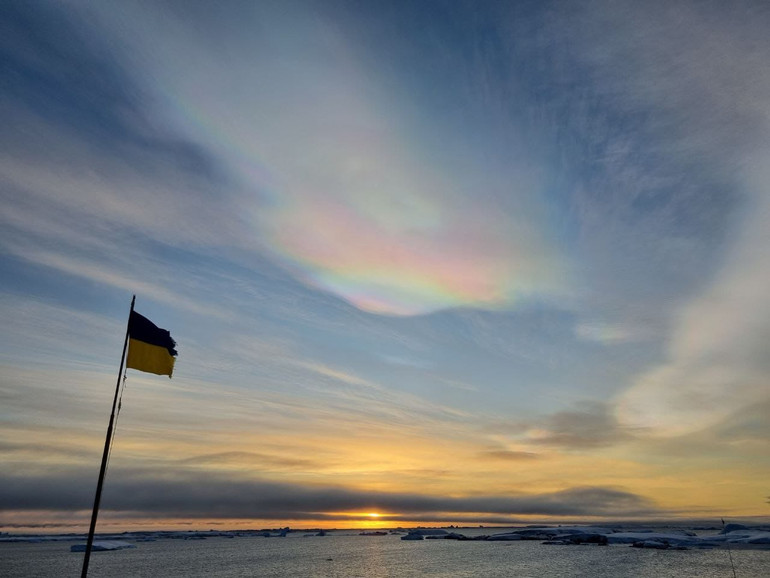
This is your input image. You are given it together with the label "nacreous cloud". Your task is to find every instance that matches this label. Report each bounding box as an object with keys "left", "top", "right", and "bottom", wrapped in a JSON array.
[{"left": 89, "top": 3, "right": 566, "bottom": 316}]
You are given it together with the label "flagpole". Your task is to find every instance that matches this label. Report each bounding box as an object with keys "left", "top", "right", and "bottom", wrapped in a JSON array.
[{"left": 81, "top": 294, "right": 135, "bottom": 578}]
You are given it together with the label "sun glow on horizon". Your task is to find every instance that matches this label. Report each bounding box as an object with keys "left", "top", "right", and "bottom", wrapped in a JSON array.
[{"left": 323, "top": 511, "right": 394, "bottom": 529}]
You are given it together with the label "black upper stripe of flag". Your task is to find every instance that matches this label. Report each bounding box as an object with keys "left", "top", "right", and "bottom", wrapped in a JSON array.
[{"left": 129, "top": 311, "right": 178, "bottom": 356}]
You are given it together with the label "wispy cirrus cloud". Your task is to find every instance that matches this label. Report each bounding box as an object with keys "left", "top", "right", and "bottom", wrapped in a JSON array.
[
  {"left": 525, "top": 402, "right": 632, "bottom": 449},
  {"left": 573, "top": 1, "right": 770, "bottom": 437},
  {"left": 477, "top": 450, "right": 540, "bottom": 462},
  {"left": 617, "top": 158, "right": 770, "bottom": 435},
  {"left": 69, "top": 1, "right": 569, "bottom": 317}
]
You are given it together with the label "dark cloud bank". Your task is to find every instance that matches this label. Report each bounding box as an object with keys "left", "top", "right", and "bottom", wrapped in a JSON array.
[{"left": 1, "top": 469, "right": 659, "bottom": 522}]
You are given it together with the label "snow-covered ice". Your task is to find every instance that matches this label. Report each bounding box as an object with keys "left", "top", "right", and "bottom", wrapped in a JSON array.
[{"left": 70, "top": 540, "right": 136, "bottom": 552}]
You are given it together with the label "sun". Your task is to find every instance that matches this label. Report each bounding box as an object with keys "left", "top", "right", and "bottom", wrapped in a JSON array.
[{"left": 357, "top": 512, "right": 390, "bottom": 529}]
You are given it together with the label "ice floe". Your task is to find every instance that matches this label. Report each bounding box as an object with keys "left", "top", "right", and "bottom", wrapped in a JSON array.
[
  {"left": 70, "top": 541, "right": 136, "bottom": 552},
  {"left": 484, "top": 525, "right": 770, "bottom": 549}
]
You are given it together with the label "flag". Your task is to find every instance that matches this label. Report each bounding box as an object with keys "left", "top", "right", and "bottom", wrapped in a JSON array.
[{"left": 126, "top": 311, "right": 177, "bottom": 377}]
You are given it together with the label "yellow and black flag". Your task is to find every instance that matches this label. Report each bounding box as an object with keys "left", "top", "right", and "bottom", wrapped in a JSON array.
[{"left": 126, "top": 311, "right": 177, "bottom": 377}]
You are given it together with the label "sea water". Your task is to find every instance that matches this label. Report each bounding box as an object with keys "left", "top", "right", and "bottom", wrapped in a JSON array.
[{"left": 2, "top": 533, "right": 769, "bottom": 577}]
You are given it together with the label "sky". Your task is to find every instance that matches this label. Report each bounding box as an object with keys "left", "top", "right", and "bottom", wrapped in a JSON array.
[{"left": 1, "top": 0, "right": 769, "bottom": 532}]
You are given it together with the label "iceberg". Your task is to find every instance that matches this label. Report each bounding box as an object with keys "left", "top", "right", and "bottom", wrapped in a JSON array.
[
  {"left": 489, "top": 526, "right": 613, "bottom": 542},
  {"left": 606, "top": 532, "right": 695, "bottom": 546},
  {"left": 487, "top": 533, "right": 523, "bottom": 541},
  {"left": 70, "top": 541, "right": 136, "bottom": 552},
  {"left": 631, "top": 540, "right": 675, "bottom": 550},
  {"left": 485, "top": 525, "right": 770, "bottom": 549},
  {"left": 700, "top": 530, "right": 770, "bottom": 545}
]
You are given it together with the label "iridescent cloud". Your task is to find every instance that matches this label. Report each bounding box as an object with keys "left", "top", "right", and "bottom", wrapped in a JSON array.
[
  {"left": 117, "top": 4, "right": 566, "bottom": 315},
  {"left": 264, "top": 177, "right": 563, "bottom": 315}
]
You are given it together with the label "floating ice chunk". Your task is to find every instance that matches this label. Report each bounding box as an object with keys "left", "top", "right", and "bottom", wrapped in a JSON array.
[
  {"left": 70, "top": 541, "right": 136, "bottom": 552},
  {"left": 720, "top": 523, "right": 749, "bottom": 534},
  {"left": 606, "top": 532, "right": 693, "bottom": 546},
  {"left": 487, "top": 533, "right": 523, "bottom": 541},
  {"left": 744, "top": 533, "right": 770, "bottom": 545},
  {"left": 490, "top": 526, "right": 614, "bottom": 541},
  {"left": 633, "top": 540, "right": 667, "bottom": 549},
  {"left": 713, "top": 530, "right": 770, "bottom": 545}
]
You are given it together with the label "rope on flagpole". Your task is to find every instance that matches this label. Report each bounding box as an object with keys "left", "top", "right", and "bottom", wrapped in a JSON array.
[
  {"left": 721, "top": 518, "right": 737, "bottom": 578},
  {"left": 105, "top": 372, "right": 127, "bottom": 475},
  {"left": 81, "top": 295, "right": 135, "bottom": 578}
]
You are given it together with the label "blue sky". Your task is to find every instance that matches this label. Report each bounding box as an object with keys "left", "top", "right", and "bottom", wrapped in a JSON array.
[{"left": 1, "top": 0, "right": 769, "bottom": 531}]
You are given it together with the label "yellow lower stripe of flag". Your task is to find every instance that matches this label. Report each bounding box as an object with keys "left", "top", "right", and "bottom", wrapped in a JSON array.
[{"left": 126, "top": 338, "right": 176, "bottom": 377}]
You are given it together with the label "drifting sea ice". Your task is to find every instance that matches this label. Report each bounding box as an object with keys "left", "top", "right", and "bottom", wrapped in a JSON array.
[{"left": 70, "top": 540, "right": 136, "bottom": 552}]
